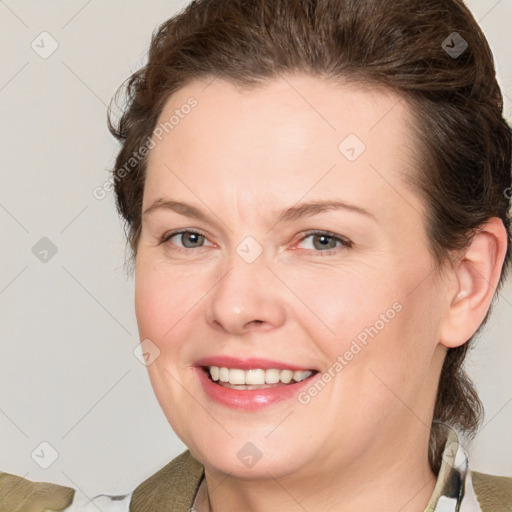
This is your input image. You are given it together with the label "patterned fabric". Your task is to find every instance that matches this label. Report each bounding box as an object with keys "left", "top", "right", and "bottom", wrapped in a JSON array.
[{"left": 424, "top": 426, "right": 482, "bottom": 512}]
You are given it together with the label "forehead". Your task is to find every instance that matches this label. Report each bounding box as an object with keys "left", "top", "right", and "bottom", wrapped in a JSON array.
[{"left": 144, "top": 74, "right": 422, "bottom": 221}]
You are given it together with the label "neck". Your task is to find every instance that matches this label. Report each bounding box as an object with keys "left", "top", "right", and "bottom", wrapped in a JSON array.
[{"left": 202, "top": 431, "right": 437, "bottom": 512}]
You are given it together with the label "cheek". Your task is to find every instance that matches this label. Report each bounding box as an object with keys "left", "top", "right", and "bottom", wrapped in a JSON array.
[
  {"left": 134, "top": 255, "right": 203, "bottom": 342},
  {"left": 134, "top": 258, "right": 203, "bottom": 437},
  {"left": 286, "top": 264, "right": 394, "bottom": 356},
  {"left": 306, "top": 259, "right": 440, "bottom": 393},
  {"left": 134, "top": 270, "right": 169, "bottom": 341},
  {"left": 340, "top": 282, "right": 442, "bottom": 419}
]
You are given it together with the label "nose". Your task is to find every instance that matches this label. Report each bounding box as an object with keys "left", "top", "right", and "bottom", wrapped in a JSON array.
[{"left": 205, "top": 250, "right": 287, "bottom": 336}]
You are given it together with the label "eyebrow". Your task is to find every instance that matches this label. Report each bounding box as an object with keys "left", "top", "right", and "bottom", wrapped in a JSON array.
[
  {"left": 142, "top": 198, "right": 377, "bottom": 225},
  {"left": 274, "top": 199, "right": 377, "bottom": 224}
]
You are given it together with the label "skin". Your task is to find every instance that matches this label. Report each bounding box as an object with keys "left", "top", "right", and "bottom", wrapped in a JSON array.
[{"left": 134, "top": 74, "right": 508, "bottom": 512}]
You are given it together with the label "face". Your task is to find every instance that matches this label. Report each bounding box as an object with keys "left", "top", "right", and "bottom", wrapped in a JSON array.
[{"left": 135, "top": 74, "right": 448, "bottom": 481}]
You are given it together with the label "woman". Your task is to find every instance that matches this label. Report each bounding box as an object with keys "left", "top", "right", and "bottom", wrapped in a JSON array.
[{"left": 1, "top": 0, "right": 511, "bottom": 510}]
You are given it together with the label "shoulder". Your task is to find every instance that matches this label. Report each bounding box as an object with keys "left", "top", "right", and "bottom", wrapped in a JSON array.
[
  {"left": 0, "top": 471, "right": 75, "bottom": 511},
  {"left": 0, "top": 470, "right": 132, "bottom": 512},
  {"left": 129, "top": 449, "right": 205, "bottom": 512},
  {"left": 470, "top": 470, "right": 512, "bottom": 512},
  {"left": 0, "top": 451, "right": 201, "bottom": 512}
]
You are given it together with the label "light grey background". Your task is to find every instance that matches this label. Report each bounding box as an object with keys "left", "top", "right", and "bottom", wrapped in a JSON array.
[{"left": 0, "top": 0, "right": 511, "bottom": 499}]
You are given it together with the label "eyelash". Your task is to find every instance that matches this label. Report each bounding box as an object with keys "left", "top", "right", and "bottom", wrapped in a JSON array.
[{"left": 159, "top": 229, "right": 352, "bottom": 255}]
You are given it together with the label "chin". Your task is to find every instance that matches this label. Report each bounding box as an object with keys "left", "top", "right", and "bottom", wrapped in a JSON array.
[{"left": 189, "top": 435, "right": 311, "bottom": 480}]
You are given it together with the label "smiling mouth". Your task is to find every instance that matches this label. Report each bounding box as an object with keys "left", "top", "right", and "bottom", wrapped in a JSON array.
[{"left": 201, "top": 366, "right": 319, "bottom": 390}]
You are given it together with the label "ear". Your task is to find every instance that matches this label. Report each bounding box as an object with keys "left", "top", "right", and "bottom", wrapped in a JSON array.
[{"left": 439, "top": 217, "right": 509, "bottom": 349}]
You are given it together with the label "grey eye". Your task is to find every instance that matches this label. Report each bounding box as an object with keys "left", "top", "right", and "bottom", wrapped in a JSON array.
[
  {"left": 310, "top": 234, "right": 338, "bottom": 250},
  {"left": 163, "top": 230, "right": 210, "bottom": 249},
  {"left": 178, "top": 231, "right": 206, "bottom": 248}
]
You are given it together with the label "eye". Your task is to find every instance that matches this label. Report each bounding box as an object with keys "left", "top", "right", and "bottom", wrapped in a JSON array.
[
  {"left": 159, "top": 229, "right": 351, "bottom": 254},
  {"left": 295, "top": 230, "right": 352, "bottom": 254},
  {"left": 160, "top": 229, "right": 213, "bottom": 250}
]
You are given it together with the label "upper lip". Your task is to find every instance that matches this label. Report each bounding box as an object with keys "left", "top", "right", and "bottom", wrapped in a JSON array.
[{"left": 195, "top": 356, "right": 317, "bottom": 372}]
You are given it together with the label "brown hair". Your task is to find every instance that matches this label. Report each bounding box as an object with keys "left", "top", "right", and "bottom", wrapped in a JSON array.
[{"left": 108, "top": 0, "right": 512, "bottom": 473}]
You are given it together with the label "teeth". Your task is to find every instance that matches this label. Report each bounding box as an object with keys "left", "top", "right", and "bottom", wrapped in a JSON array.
[
  {"left": 246, "top": 369, "right": 266, "bottom": 385},
  {"left": 280, "top": 370, "right": 293, "bottom": 384},
  {"left": 210, "top": 366, "right": 220, "bottom": 381},
  {"left": 264, "top": 369, "right": 280, "bottom": 384},
  {"left": 207, "top": 366, "right": 313, "bottom": 386}
]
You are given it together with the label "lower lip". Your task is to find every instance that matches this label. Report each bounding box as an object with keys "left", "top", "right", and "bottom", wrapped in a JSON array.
[{"left": 195, "top": 367, "right": 318, "bottom": 411}]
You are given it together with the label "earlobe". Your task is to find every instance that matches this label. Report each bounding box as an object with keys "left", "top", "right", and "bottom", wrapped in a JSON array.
[{"left": 439, "top": 217, "right": 508, "bottom": 349}]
